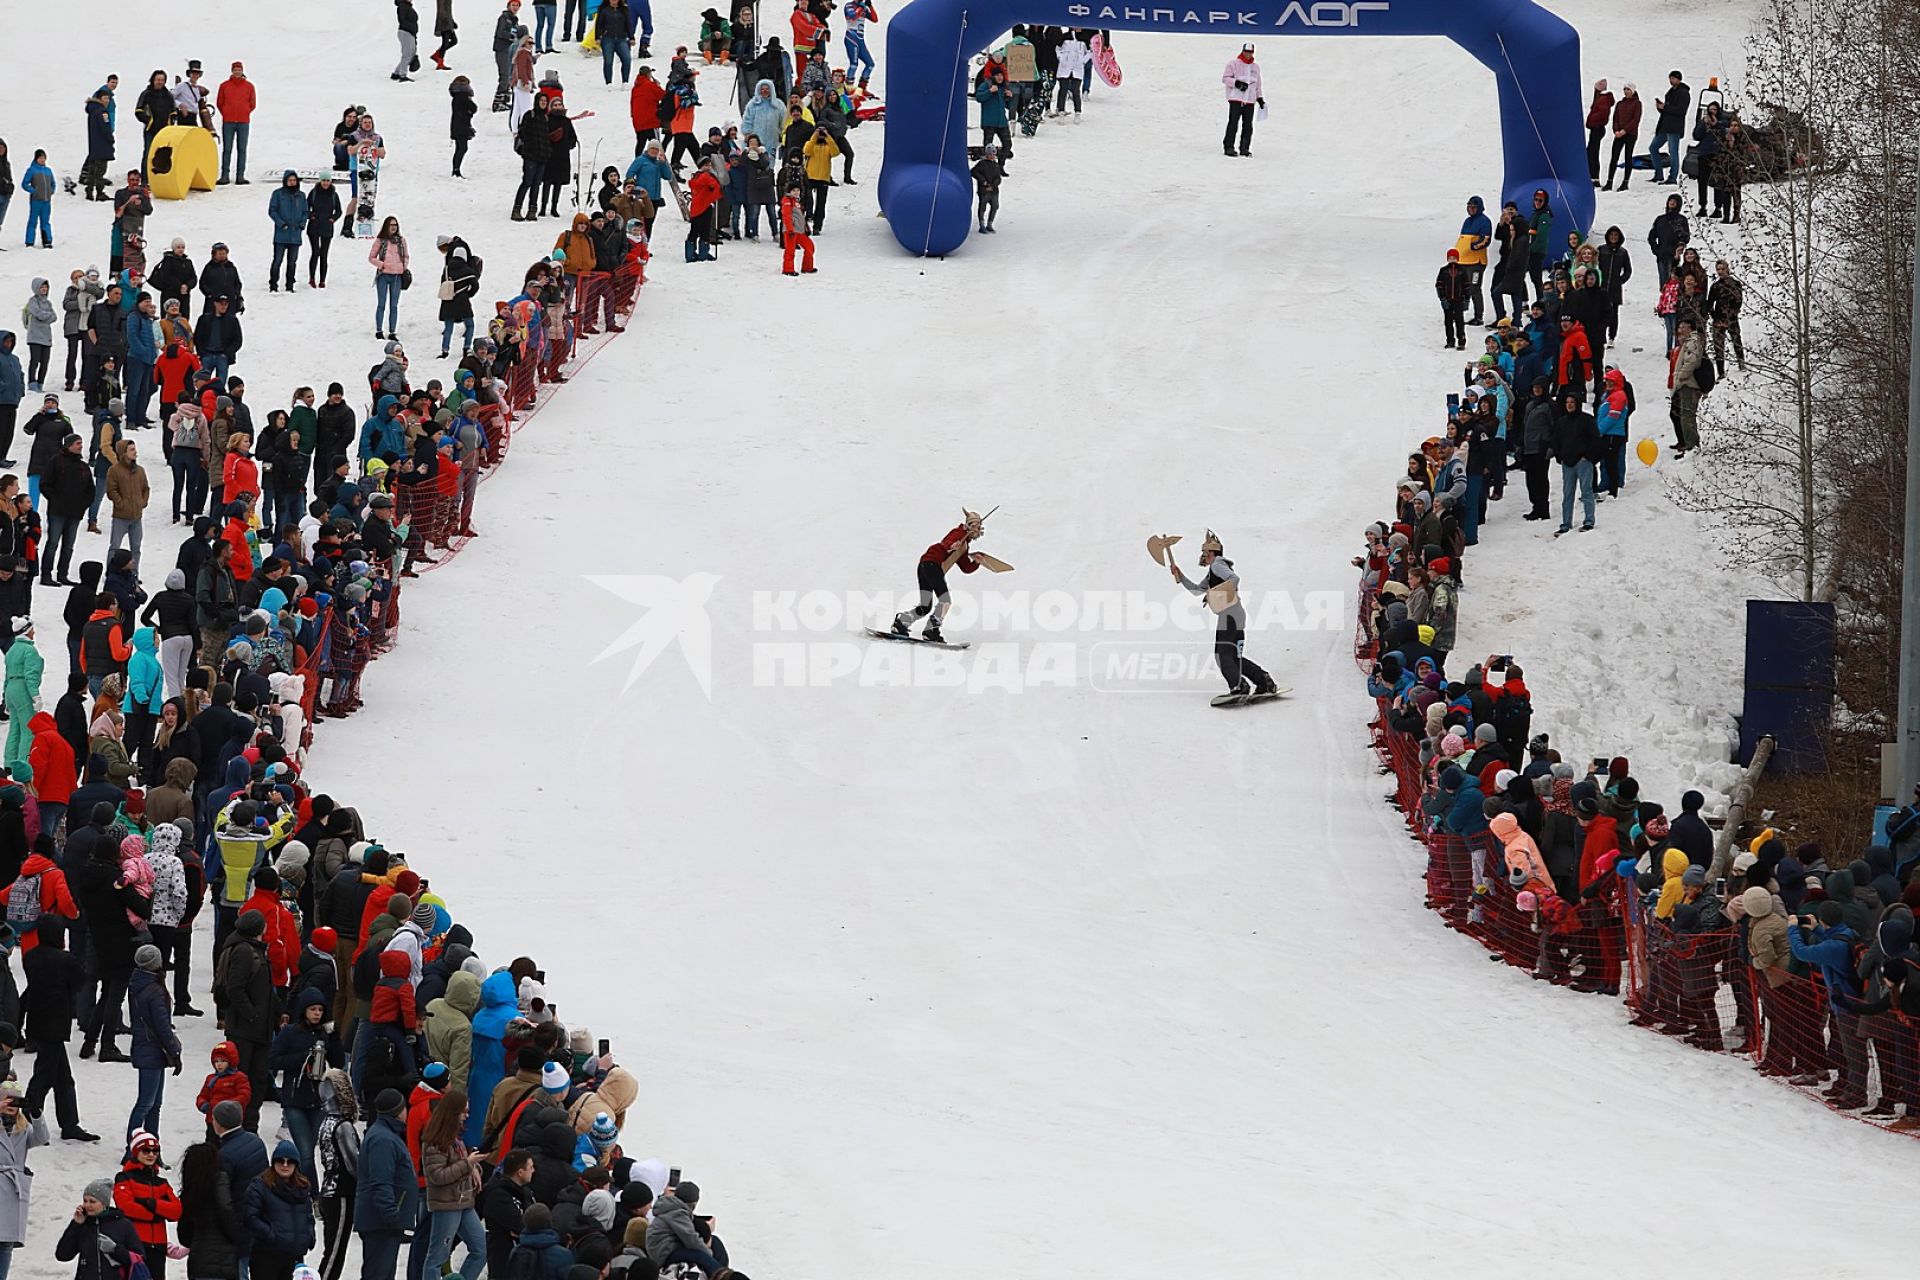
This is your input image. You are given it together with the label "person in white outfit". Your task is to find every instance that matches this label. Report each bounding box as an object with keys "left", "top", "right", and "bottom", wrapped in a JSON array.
[
  {"left": 1055, "top": 34, "right": 1087, "bottom": 116},
  {"left": 1221, "top": 43, "right": 1264, "bottom": 157}
]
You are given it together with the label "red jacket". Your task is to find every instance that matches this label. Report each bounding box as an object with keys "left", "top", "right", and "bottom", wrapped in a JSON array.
[
  {"left": 406, "top": 1081, "right": 442, "bottom": 1186},
  {"left": 370, "top": 950, "right": 418, "bottom": 1031},
  {"left": 1556, "top": 323, "right": 1594, "bottom": 388},
  {"left": 223, "top": 453, "right": 260, "bottom": 502},
  {"left": 222, "top": 518, "right": 253, "bottom": 582},
  {"left": 197, "top": 1049, "right": 252, "bottom": 1115},
  {"left": 629, "top": 77, "right": 666, "bottom": 132},
  {"left": 241, "top": 887, "right": 298, "bottom": 987},
  {"left": 918, "top": 525, "right": 979, "bottom": 572},
  {"left": 113, "top": 1163, "right": 182, "bottom": 1247},
  {"left": 26, "top": 712, "right": 76, "bottom": 804},
  {"left": 1584, "top": 89, "right": 1615, "bottom": 129},
  {"left": 688, "top": 170, "right": 722, "bottom": 217},
  {"left": 1612, "top": 94, "right": 1643, "bottom": 135},
  {"left": 780, "top": 191, "right": 805, "bottom": 237},
  {"left": 1576, "top": 813, "right": 1622, "bottom": 889},
  {"left": 0, "top": 853, "right": 80, "bottom": 951},
  {"left": 156, "top": 347, "right": 201, "bottom": 403},
  {"left": 791, "top": 6, "right": 827, "bottom": 51},
  {"left": 216, "top": 76, "right": 257, "bottom": 124}
]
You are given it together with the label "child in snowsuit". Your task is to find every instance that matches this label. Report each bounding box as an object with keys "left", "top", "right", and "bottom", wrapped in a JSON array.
[
  {"left": 366, "top": 948, "right": 420, "bottom": 1080},
  {"left": 780, "top": 183, "right": 814, "bottom": 275},
  {"left": 197, "top": 1040, "right": 252, "bottom": 1133}
]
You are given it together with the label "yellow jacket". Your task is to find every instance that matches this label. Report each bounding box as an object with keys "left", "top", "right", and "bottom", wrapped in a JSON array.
[
  {"left": 802, "top": 135, "right": 841, "bottom": 182},
  {"left": 1653, "top": 848, "right": 1690, "bottom": 920}
]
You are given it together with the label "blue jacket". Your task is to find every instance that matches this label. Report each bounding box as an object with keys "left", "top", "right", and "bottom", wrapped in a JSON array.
[
  {"left": 125, "top": 310, "right": 158, "bottom": 365},
  {"left": 974, "top": 80, "right": 1009, "bottom": 128},
  {"left": 268, "top": 1018, "right": 342, "bottom": 1111},
  {"left": 268, "top": 176, "right": 309, "bottom": 248},
  {"left": 1788, "top": 922, "right": 1865, "bottom": 1011},
  {"left": 0, "top": 334, "right": 22, "bottom": 406},
  {"left": 740, "top": 82, "right": 786, "bottom": 156},
  {"left": 124, "top": 629, "right": 165, "bottom": 714},
  {"left": 1460, "top": 202, "right": 1492, "bottom": 249},
  {"left": 354, "top": 1113, "right": 419, "bottom": 1232},
  {"left": 244, "top": 1177, "right": 317, "bottom": 1258},
  {"left": 1444, "top": 778, "right": 1490, "bottom": 837},
  {"left": 217, "top": 1129, "right": 270, "bottom": 1249},
  {"left": 623, "top": 152, "right": 672, "bottom": 201},
  {"left": 86, "top": 98, "right": 115, "bottom": 162},
  {"left": 328, "top": 480, "right": 366, "bottom": 529},
  {"left": 126, "top": 969, "right": 181, "bottom": 1069},
  {"left": 1597, "top": 395, "right": 1628, "bottom": 438},
  {"left": 463, "top": 970, "right": 519, "bottom": 1147},
  {"left": 21, "top": 162, "right": 55, "bottom": 203},
  {"left": 358, "top": 395, "right": 405, "bottom": 463}
]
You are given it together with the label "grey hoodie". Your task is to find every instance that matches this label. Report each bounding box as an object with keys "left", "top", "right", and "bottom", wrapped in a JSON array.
[
  {"left": 645, "top": 1193, "right": 705, "bottom": 1266},
  {"left": 21, "top": 280, "right": 57, "bottom": 347}
]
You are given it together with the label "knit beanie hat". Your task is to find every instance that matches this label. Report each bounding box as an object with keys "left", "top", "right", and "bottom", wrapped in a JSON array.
[
  {"left": 84, "top": 1178, "right": 114, "bottom": 1207},
  {"left": 589, "top": 1111, "right": 618, "bottom": 1146},
  {"left": 541, "top": 1061, "right": 569, "bottom": 1092},
  {"left": 135, "top": 944, "right": 163, "bottom": 972},
  {"left": 582, "top": 1187, "right": 616, "bottom": 1230},
  {"left": 412, "top": 900, "right": 437, "bottom": 929}
]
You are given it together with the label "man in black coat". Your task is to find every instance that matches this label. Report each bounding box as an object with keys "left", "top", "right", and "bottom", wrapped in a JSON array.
[
  {"left": 480, "top": 1152, "right": 538, "bottom": 1280},
  {"left": 40, "top": 436, "right": 95, "bottom": 586},
  {"left": 148, "top": 240, "right": 199, "bottom": 321},
  {"left": 23, "top": 916, "right": 96, "bottom": 1139},
  {"left": 69, "top": 832, "right": 143, "bottom": 1061},
  {"left": 216, "top": 909, "right": 275, "bottom": 1128},
  {"left": 198, "top": 244, "right": 245, "bottom": 313},
  {"left": 1549, "top": 391, "right": 1598, "bottom": 536},
  {"left": 316, "top": 383, "right": 357, "bottom": 467},
  {"left": 1671, "top": 789, "right": 1715, "bottom": 869}
]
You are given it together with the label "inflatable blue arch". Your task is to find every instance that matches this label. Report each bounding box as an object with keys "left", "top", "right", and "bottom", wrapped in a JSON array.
[{"left": 878, "top": 0, "right": 1594, "bottom": 256}]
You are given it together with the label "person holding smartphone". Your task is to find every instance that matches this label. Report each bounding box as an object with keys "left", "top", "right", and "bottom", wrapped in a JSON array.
[{"left": 0, "top": 1082, "right": 48, "bottom": 1276}]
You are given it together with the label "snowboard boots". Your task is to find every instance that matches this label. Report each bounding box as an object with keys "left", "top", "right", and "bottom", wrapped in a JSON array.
[{"left": 921, "top": 622, "right": 944, "bottom": 644}]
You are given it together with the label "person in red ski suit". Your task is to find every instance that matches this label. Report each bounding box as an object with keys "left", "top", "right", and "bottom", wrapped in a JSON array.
[
  {"left": 889, "top": 510, "right": 986, "bottom": 643},
  {"left": 791, "top": 0, "right": 828, "bottom": 81},
  {"left": 780, "top": 187, "right": 814, "bottom": 276}
]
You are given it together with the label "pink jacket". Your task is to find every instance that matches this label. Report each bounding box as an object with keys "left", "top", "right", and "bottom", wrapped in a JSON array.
[
  {"left": 369, "top": 236, "right": 410, "bottom": 275},
  {"left": 1222, "top": 56, "right": 1261, "bottom": 104},
  {"left": 1490, "top": 813, "right": 1553, "bottom": 899}
]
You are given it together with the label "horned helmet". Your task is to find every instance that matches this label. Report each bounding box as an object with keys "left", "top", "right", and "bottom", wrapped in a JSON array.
[
  {"left": 1200, "top": 528, "right": 1223, "bottom": 561},
  {"left": 962, "top": 508, "right": 986, "bottom": 538}
]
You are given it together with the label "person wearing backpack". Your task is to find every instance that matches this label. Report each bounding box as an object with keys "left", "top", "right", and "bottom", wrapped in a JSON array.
[
  {"left": 1667, "top": 317, "right": 1706, "bottom": 458},
  {"left": 3, "top": 841, "right": 77, "bottom": 955}
]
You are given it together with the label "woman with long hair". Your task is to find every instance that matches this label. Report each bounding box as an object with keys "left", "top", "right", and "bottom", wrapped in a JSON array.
[
  {"left": 241, "top": 1141, "right": 314, "bottom": 1280},
  {"left": 314, "top": 1069, "right": 359, "bottom": 1280},
  {"left": 420, "top": 1091, "right": 486, "bottom": 1280},
  {"left": 368, "top": 215, "right": 409, "bottom": 342},
  {"left": 174, "top": 1140, "right": 241, "bottom": 1280}
]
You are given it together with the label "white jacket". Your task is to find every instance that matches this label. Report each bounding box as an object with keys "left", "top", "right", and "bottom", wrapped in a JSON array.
[
  {"left": 1057, "top": 39, "right": 1089, "bottom": 80},
  {"left": 1222, "top": 56, "right": 1262, "bottom": 104}
]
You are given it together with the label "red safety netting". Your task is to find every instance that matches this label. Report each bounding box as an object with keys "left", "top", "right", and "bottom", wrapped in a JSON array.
[{"left": 1350, "top": 585, "right": 1920, "bottom": 1134}]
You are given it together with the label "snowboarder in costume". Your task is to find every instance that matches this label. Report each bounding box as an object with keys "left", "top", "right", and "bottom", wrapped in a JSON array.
[
  {"left": 1169, "top": 529, "right": 1276, "bottom": 701},
  {"left": 891, "top": 509, "right": 986, "bottom": 644}
]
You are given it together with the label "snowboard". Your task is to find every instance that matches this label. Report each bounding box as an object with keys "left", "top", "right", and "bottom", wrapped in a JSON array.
[
  {"left": 1018, "top": 73, "right": 1051, "bottom": 137},
  {"left": 1090, "top": 34, "right": 1122, "bottom": 89},
  {"left": 353, "top": 146, "right": 382, "bottom": 239},
  {"left": 1210, "top": 687, "right": 1290, "bottom": 708},
  {"left": 866, "top": 628, "right": 971, "bottom": 651},
  {"left": 666, "top": 169, "right": 692, "bottom": 221}
]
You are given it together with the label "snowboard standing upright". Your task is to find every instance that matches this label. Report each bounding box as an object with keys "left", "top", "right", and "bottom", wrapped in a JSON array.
[{"left": 353, "top": 142, "right": 383, "bottom": 238}]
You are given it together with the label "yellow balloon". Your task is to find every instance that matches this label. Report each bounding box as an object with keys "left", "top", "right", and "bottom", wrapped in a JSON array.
[{"left": 1636, "top": 438, "right": 1660, "bottom": 466}]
